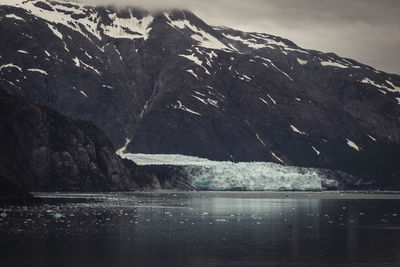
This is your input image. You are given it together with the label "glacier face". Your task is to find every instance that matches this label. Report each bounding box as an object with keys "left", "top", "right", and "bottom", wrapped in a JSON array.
[{"left": 122, "top": 154, "right": 326, "bottom": 191}]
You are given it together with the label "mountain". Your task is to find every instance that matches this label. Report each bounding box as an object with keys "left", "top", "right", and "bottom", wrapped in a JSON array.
[
  {"left": 0, "top": 88, "right": 160, "bottom": 191},
  {"left": 1, "top": 0, "right": 400, "bottom": 186}
]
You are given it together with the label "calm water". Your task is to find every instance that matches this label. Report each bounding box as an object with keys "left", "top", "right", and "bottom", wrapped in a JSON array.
[{"left": 1, "top": 191, "right": 400, "bottom": 267}]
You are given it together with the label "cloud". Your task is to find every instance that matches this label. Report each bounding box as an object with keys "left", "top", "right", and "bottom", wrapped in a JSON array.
[{"left": 78, "top": 0, "right": 400, "bottom": 74}]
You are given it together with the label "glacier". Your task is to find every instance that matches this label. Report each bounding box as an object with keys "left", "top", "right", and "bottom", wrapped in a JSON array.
[{"left": 121, "top": 154, "right": 341, "bottom": 191}]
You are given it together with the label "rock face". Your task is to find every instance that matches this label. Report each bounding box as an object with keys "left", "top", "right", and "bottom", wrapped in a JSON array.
[
  {"left": 0, "top": 88, "right": 159, "bottom": 191},
  {"left": 0, "top": 0, "right": 400, "bottom": 186},
  {"left": 0, "top": 175, "right": 35, "bottom": 202}
]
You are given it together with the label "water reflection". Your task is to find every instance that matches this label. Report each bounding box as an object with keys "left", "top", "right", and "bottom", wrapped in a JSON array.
[{"left": 1, "top": 192, "right": 400, "bottom": 266}]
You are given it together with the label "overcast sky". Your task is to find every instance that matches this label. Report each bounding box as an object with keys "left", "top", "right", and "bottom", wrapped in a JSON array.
[{"left": 83, "top": 0, "right": 400, "bottom": 74}]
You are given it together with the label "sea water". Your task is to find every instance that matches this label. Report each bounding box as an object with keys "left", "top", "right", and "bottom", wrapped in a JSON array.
[{"left": 1, "top": 191, "right": 400, "bottom": 266}]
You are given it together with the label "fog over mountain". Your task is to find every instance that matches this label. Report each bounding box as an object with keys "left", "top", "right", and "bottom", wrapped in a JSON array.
[{"left": 78, "top": 0, "right": 400, "bottom": 75}]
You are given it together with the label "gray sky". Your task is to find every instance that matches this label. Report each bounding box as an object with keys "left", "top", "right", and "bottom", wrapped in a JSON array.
[{"left": 82, "top": 0, "right": 400, "bottom": 74}]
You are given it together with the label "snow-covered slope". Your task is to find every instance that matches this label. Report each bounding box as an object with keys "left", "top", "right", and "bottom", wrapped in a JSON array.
[{"left": 1, "top": 0, "right": 400, "bottom": 187}]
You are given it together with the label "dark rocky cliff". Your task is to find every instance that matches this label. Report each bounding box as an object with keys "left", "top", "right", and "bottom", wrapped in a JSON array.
[
  {"left": 0, "top": 88, "right": 160, "bottom": 191},
  {"left": 0, "top": 175, "right": 35, "bottom": 202}
]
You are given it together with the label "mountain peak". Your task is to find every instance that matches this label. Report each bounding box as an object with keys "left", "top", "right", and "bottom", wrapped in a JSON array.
[{"left": 1, "top": 0, "right": 400, "bottom": 185}]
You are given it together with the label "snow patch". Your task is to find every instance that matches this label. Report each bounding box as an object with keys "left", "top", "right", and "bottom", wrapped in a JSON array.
[
  {"left": 237, "top": 72, "right": 252, "bottom": 81},
  {"left": 0, "top": 63, "right": 22, "bottom": 72},
  {"left": 258, "top": 57, "right": 294, "bottom": 81},
  {"left": 290, "top": 125, "right": 306, "bottom": 135},
  {"left": 47, "top": 23, "right": 63, "bottom": 40},
  {"left": 79, "top": 91, "right": 88, "bottom": 97},
  {"left": 194, "top": 91, "right": 206, "bottom": 97},
  {"left": 116, "top": 138, "right": 132, "bottom": 154},
  {"left": 361, "top": 78, "right": 400, "bottom": 93},
  {"left": 80, "top": 60, "right": 101, "bottom": 75},
  {"left": 5, "top": 14, "right": 25, "bottom": 21},
  {"left": 192, "top": 94, "right": 208, "bottom": 105},
  {"left": 267, "top": 94, "right": 277, "bottom": 105},
  {"left": 187, "top": 69, "right": 199, "bottom": 79},
  {"left": 367, "top": 135, "right": 376, "bottom": 142},
  {"left": 346, "top": 139, "right": 361, "bottom": 151},
  {"left": 297, "top": 58, "right": 308, "bottom": 65},
  {"left": 222, "top": 33, "right": 266, "bottom": 49},
  {"left": 259, "top": 97, "right": 269, "bottom": 105},
  {"left": 73, "top": 57, "right": 101, "bottom": 75},
  {"left": 285, "top": 47, "right": 309, "bottom": 54},
  {"left": 85, "top": 51, "right": 93, "bottom": 59},
  {"left": 73, "top": 57, "right": 80, "bottom": 67},
  {"left": 27, "top": 68, "right": 48, "bottom": 75},
  {"left": 312, "top": 146, "right": 320, "bottom": 156},
  {"left": 192, "top": 91, "right": 219, "bottom": 108},
  {"left": 101, "top": 11, "right": 153, "bottom": 40},
  {"left": 320, "top": 61, "right": 348, "bottom": 69},
  {"left": 179, "top": 53, "right": 210, "bottom": 74},
  {"left": 165, "top": 13, "right": 233, "bottom": 51},
  {"left": 179, "top": 53, "right": 203, "bottom": 66},
  {"left": 172, "top": 100, "right": 201, "bottom": 116},
  {"left": 271, "top": 152, "right": 285, "bottom": 165},
  {"left": 101, "top": 84, "right": 114, "bottom": 89},
  {"left": 256, "top": 133, "right": 266, "bottom": 146},
  {"left": 385, "top": 80, "right": 400, "bottom": 93}
]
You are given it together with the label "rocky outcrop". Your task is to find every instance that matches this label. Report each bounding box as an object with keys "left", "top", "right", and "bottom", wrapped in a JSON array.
[
  {"left": 121, "top": 159, "right": 161, "bottom": 189},
  {"left": 0, "top": 175, "right": 35, "bottom": 202},
  {"left": 0, "top": 88, "right": 159, "bottom": 191}
]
